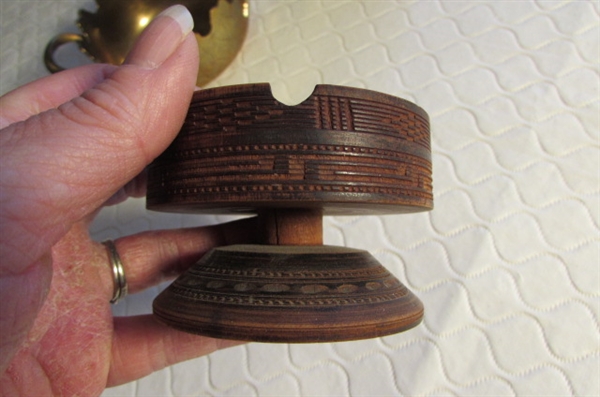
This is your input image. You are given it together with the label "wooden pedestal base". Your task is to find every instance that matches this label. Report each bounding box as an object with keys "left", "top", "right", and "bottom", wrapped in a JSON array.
[{"left": 153, "top": 245, "right": 423, "bottom": 342}]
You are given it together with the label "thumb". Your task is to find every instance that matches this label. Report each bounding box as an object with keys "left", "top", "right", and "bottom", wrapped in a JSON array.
[{"left": 0, "top": 5, "right": 199, "bottom": 271}]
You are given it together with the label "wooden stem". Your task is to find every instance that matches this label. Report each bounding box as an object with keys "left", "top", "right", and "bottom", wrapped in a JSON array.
[{"left": 257, "top": 209, "right": 323, "bottom": 245}]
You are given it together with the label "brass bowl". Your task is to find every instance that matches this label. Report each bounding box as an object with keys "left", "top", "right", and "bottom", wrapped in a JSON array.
[{"left": 44, "top": 0, "right": 249, "bottom": 87}]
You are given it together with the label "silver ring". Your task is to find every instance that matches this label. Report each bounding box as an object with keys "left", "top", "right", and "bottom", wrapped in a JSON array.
[{"left": 103, "top": 240, "right": 128, "bottom": 304}]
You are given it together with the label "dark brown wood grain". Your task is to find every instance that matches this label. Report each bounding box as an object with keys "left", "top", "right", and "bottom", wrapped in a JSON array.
[
  {"left": 147, "top": 84, "right": 431, "bottom": 342},
  {"left": 153, "top": 245, "right": 424, "bottom": 342},
  {"left": 147, "top": 83, "right": 432, "bottom": 215},
  {"left": 257, "top": 209, "right": 323, "bottom": 245}
]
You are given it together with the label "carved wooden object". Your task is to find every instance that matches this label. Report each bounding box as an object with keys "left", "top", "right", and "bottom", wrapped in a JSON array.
[{"left": 147, "top": 83, "right": 432, "bottom": 342}]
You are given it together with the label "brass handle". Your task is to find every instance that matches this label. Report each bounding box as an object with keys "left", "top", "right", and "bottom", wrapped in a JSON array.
[{"left": 44, "top": 33, "right": 85, "bottom": 73}]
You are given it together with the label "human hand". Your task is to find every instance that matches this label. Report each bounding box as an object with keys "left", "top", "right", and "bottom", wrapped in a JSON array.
[{"left": 0, "top": 5, "right": 251, "bottom": 395}]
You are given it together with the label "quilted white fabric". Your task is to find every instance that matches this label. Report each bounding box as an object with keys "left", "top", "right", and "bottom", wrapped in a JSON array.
[{"left": 1, "top": 1, "right": 598, "bottom": 396}]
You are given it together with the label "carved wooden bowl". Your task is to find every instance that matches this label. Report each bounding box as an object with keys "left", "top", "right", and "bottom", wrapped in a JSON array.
[{"left": 147, "top": 83, "right": 432, "bottom": 342}]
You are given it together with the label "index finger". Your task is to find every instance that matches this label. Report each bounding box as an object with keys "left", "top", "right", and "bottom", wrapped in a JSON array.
[{"left": 99, "top": 217, "right": 258, "bottom": 296}]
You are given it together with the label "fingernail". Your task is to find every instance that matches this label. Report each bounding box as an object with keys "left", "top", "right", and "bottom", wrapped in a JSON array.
[
  {"left": 160, "top": 4, "right": 195, "bottom": 34},
  {"left": 125, "top": 5, "right": 194, "bottom": 69}
]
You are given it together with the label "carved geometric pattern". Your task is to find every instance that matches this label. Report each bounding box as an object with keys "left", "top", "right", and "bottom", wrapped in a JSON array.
[
  {"left": 166, "top": 287, "right": 408, "bottom": 307},
  {"left": 153, "top": 245, "right": 424, "bottom": 342},
  {"left": 147, "top": 83, "right": 433, "bottom": 215},
  {"left": 169, "top": 252, "right": 409, "bottom": 307}
]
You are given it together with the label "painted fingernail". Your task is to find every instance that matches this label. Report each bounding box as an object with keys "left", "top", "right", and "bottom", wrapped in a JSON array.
[{"left": 125, "top": 5, "right": 194, "bottom": 69}]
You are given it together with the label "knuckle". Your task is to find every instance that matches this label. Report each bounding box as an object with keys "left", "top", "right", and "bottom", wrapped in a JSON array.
[
  {"left": 62, "top": 84, "right": 136, "bottom": 130},
  {"left": 56, "top": 80, "right": 150, "bottom": 161}
]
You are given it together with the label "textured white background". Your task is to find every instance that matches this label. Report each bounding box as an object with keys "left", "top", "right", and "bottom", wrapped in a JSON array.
[{"left": 1, "top": 0, "right": 599, "bottom": 396}]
